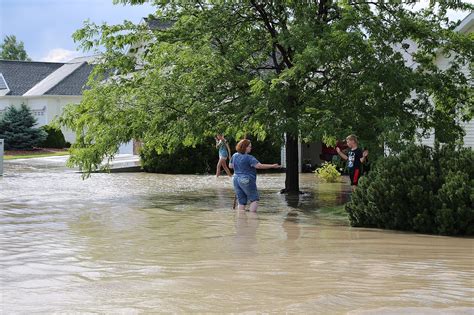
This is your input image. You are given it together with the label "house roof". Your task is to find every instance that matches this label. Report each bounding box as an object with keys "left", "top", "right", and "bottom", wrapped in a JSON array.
[
  {"left": 46, "top": 62, "right": 94, "bottom": 95},
  {"left": 454, "top": 11, "right": 474, "bottom": 34},
  {"left": 67, "top": 55, "right": 100, "bottom": 63},
  {"left": 0, "top": 73, "right": 8, "bottom": 90},
  {"left": 0, "top": 59, "right": 94, "bottom": 96},
  {"left": 145, "top": 17, "right": 174, "bottom": 30},
  {"left": 0, "top": 73, "right": 9, "bottom": 96},
  {"left": 0, "top": 60, "right": 64, "bottom": 96}
]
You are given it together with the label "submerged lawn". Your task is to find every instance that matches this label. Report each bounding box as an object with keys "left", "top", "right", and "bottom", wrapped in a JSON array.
[
  {"left": 4, "top": 149, "right": 69, "bottom": 160},
  {"left": 317, "top": 204, "right": 350, "bottom": 223}
]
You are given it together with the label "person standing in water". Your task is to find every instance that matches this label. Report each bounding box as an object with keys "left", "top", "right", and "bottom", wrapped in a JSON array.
[
  {"left": 229, "top": 139, "right": 280, "bottom": 212},
  {"left": 336, "top": 134, "right": 368, "bottom": 191},
  {"left": 215, "top": 134, "right": 232, "bottom": 177}
]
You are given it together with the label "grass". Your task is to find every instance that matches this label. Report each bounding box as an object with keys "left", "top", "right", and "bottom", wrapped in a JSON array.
[
  {"left": 4, "top": 151, "right": 70, "bottom": 160},
  {"left": 319, "top": 204, "right": 348, "bottom": 216},
  {"left": 318, "top": 204, "right": 349, "bottom": 221}
]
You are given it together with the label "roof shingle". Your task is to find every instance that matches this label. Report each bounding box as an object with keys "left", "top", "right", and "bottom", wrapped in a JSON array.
[
  {"left": 0, "top": 59, "right": 93, "bottom": 96},
  {"left": 0, "top": 60, "right": 64, "bottom": 95},
  {"left": 46, "top": 62, "right": 94, "bottom": 95}
]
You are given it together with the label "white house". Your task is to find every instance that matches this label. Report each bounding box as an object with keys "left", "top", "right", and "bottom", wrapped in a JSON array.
[
  {"left": 0, "top": 57, "right": 135, "bottom": 154},
  {"left": 420, "top": 11, "right": 474, "bottom": 148},
  {"left": 281, "top": 12, "right": 474, "bottom": 172}
]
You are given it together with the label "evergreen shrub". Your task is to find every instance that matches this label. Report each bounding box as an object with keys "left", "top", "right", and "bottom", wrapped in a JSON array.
[
  {"left": 345, "top": 144, "right": 473, "bottom": 236},
  {"left": 0, "top": 104, "right": 47, "bottom": 150}
]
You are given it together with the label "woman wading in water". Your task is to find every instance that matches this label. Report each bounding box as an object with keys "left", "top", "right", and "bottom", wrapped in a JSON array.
[
  {"left": 229, "top": 139, "right": 280, "bottom": 212},
  {"left": 215, "top": 134, "right": 232, "bottom": 177}
]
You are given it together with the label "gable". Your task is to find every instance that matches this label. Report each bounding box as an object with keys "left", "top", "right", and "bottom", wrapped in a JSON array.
[
  {"left": 0, "top": 60, "right": 94, "bottom": 96},
  {"left": 0, "top": 60, "right": 63, "bottom": 96}
]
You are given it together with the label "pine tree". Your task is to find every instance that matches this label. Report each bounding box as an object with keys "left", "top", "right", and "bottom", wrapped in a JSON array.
[{"left": 0, "top": 104, "right": 47, "bottom": 150}]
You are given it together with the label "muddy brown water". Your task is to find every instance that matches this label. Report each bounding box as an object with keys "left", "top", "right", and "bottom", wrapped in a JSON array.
[{"left": 1, "top": 162, "right": 473, "bottom": 314}]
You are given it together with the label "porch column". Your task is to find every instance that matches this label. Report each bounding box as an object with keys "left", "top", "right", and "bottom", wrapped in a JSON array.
[
  {"left": 298, "top": 137, "right": 302, "bottom": 173},
  {"left": 0, "top": 139, "right": 3, "bottom": 176}
]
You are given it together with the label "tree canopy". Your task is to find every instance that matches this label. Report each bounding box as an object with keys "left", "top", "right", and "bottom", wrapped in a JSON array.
[
  {"left": 0, "top": 35, "right": 31, "bottom": 61},
  {"left": 60, "top": 1, "right": 473, "bottom": 190}
]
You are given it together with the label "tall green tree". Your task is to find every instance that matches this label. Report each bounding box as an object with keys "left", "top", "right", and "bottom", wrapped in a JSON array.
[
  {"left": 60, "top": 1, "right": 473, "bottom": 192},
  {"left": 0, "top": 104, "right": 47, "bottom": 150},
  {"left": 0, "top": 35, "right": 31, "bottom": 61}
]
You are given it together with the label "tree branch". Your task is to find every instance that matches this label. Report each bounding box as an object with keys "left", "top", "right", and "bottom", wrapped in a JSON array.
[{"left": 249, "top": 0, "right": 293, "bottom": 69}]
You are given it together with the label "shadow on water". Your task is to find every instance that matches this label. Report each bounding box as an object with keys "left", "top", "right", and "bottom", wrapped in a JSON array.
[
  {"left": 233, "top": 210, "right": 260, "bottom": 257},
  {"left": 282, "top": 209, "right": 301, "bottom": 254},
  {"left": 143, "top": 178, "right": 351, "bottom": 215},
  {"left": 270, "top": 180, "right": 352, "bottom": 226},
  {"left": 145, "top": 189, "right": 237, "bottom": 212}
]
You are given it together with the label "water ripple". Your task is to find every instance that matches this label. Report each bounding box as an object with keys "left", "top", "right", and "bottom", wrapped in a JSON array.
[{"left": 1, "top": 169, "right": 473, "bottom": 313}]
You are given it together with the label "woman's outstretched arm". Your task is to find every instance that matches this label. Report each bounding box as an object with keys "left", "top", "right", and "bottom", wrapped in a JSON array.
[{"left": 255, "top": 163, "right": 280, "bottom": 170}]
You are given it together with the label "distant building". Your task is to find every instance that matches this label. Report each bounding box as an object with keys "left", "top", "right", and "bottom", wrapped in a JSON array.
[
  {"left": 419, "top": 11, "right": 474, "bottom": 148},
  {"left": 0, "top": 57, "right": 135, "bottom": 154}
]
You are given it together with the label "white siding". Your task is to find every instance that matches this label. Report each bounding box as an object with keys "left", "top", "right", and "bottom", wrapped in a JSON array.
[
  {"left": 419, "top": 129, "right": 435, "bottom": 147},
  {"left": 279, "top": 137, "right": 303, "bottom": 172},
  {"left": 462, "top": 120, "right": 474, "bottom": 148},
  {"left": 45, "top": 96, "right": 82, "bottom": 143},
  {"left": 427, "top": 14, "right": 472, "bottom": 150},
  {"left": 118, "top": 141, "right": 134, "bottom": 154},
  {"left": 280, "top": 145, "right": 286, "bottom": 168},
  {"left": 0, "top": 96, "right": 81, "bottom": 143},
  {"left": 0, "top": 96, "right": 139, "bottom": 154},
  {"left": 0, "top": 98, "right": 47, "bottom": 126}
]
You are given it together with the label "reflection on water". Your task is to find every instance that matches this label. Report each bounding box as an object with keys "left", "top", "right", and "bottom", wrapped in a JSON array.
[
  {"left": 234, "top": 211, "right": 259, "bottom": 257},
  {"left": 1, "top": 163, "right": 473, "bottom": 313}
]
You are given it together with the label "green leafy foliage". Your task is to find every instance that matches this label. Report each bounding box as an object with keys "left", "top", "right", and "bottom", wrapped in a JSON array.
[
  {"left": 140, "top": 136, "right": 281, "bottom": 174},
  {"left": 316, "top": 162, "right": 341, "bottom": 183},
  {"left": 40, "top": 125, "right": 68, "bottom": 149},
  {"left": 140, "top": 142, "right": 215, "bottom": 174},
  {"left": 59, "top": 1, "right": 473, "bottom": 183},
  {"left": 346, "top": 144, "right": 474, "bottom": 236},
  {"left": 0, "top": 104, "right": 47, "bottom": 150},
  {"left": 0, "top": 35, "right": 31, "bottom": 61}
]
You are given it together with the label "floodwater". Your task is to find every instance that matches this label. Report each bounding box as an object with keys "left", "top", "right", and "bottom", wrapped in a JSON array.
[{"left": 1, "top": 161, "right": 473, "bottom": 314}]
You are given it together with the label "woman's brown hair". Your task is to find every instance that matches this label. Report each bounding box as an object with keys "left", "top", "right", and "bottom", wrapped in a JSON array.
[{"left": 236, "top": 139, "right": 251, "bottom": 154}]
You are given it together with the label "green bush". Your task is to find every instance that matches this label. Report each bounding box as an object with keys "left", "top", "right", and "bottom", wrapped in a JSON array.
[
  {"left": 316, "top": 162, "right": 341, "bottom": 182},
  {"left": 140, "top": 141, "right": 217, "bottom": 174},
  {"left": 0, "top": 104, "right": 47, "bottom": 150},
  {"left": 40, "top": 125, "right": 67, "bottom": 148},
  {"left": 140, "top": 136, "right": 281, "bottom": 174},
  {"left": 345, "top": 144, "right": 474, "bottom": 236}
]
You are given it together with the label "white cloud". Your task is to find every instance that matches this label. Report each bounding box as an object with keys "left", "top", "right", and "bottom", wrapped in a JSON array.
[{"left": 41, "top": 48, "right": 82, "bottom": 62}]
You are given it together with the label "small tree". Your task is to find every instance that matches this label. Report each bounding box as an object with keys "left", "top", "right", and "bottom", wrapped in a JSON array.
[
  {"left": 0, "top": 35, "right": 31, "bottom": 61},
  {"left": 0, "top": 104, "right": 47, "bottom": 150},
  {"left": 40, "top": 125, "right": 68, "bottom": 148}
]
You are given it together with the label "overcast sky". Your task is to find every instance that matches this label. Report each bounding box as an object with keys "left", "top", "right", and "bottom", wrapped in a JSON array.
[
  {"left": 0, "top": 0, "right": 154, "bottom": 61},
  {"left": 0, "top": 0, "right": 471, "bottom": 62}
]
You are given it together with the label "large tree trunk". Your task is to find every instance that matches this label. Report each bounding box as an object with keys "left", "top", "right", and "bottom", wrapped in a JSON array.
[{"left": 283, "top": 133, "right": 300, "bottom": 194}]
